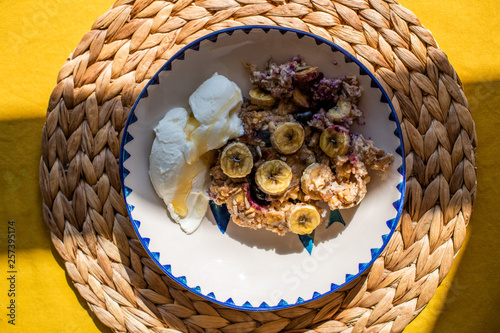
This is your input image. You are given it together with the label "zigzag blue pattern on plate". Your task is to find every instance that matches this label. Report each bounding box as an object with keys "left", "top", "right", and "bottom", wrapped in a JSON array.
[{"left": 118, "top": 26, "right": 406, "bottom": 311}]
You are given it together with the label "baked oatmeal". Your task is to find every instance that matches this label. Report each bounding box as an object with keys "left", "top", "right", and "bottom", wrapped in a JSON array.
[{"left": 209, "top": 57, "right": 394, "bottom": 235}]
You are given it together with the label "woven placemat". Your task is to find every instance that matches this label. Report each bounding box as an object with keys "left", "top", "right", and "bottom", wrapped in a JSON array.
[{"left": 40, "top": 0, "right": 477, "bottom": 332}]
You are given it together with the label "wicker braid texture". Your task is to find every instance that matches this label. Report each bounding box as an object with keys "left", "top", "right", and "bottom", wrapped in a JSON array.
[{"left": 39, "top": 0, "right": 477, "bottom": 332}]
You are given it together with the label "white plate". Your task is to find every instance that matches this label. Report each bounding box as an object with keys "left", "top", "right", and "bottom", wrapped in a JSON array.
[{"left": 119, "top": 26, "right": 406, "bottom": 310}]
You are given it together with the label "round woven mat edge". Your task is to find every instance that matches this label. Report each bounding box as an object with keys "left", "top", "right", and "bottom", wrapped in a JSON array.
[{"left": 39, "top": 0, "right": 477, "bottom": 332}]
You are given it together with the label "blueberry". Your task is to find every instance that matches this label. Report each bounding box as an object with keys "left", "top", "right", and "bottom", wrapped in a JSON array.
[
  {"left": 249, "top": 177, "right": 271, "bottom": 207},
  {"left": 294, "top": 110, "right": 314, "bottom": 123},
  {"left": 257, "top": 129, "right": 271, "bottom": 146}
]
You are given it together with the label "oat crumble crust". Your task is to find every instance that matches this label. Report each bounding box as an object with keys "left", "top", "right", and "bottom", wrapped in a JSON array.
[{"left": 209, "top": 57, "right": 394, "bottom": 235}]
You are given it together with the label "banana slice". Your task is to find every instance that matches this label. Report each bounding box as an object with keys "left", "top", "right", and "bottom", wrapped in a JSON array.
[
  {"left": 249, "top": 87, "right": 275, "bottom": 107},
  {"left": 293, "top": 66, "right": 320, "bottom": 84},
  {"left": 220, "top": 142, "right": 253, "bottom": 178},
  {"left": 271, "top": 122, "right": 305, "bottom": 155},
  {"left": 327, "top": 96, "right": 351, "bottom": 122},
  {"left": 255, "top": 160, "right": 293, "bottom": 195},
  {"left": 301, "top": 163, "right": 333, "bottom": 200},
  {"left": 288, "top": 204, "right": 322, "bottom": 235},
  {"left": 320, "top": 126, "right": 350, "bottom": 157},
  {"left": 292, "top": 89, "right": 310, "bottom": 108}
]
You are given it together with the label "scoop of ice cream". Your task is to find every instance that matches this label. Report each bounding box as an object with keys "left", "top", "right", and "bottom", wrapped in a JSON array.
[
  {"left": 149, "top": 74, "right": 244, "bottom": 234},
  {"left": 184, "top": 73, "right": 244, "bottom": 163},
  {"left": 189, "top": 73, "right": 243, "bottom": 124},
  {"left": 149, "top": 107, "right": 209, "bottom": 233}
]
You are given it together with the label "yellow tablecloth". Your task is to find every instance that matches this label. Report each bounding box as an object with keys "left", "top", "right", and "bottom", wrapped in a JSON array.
[{"left": 0, "top": 1, "right": 498, "bottom": 332}]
